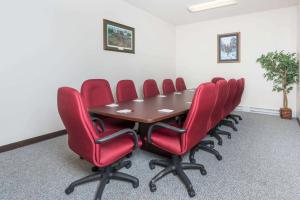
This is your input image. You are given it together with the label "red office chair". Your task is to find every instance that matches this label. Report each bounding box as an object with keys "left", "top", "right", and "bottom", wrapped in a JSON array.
[
  {"left": 228, "top": 78, "right": 245, "bottom": 122},
  {"left": 175, "top": 77, "right": 186, "bottom": 91},
  {"left": 209, "top": 80, "right": 233, "bottom": 145},
  {"left": 211, "top": 77, "right": 225, "bottom": 84},
  {"left": 143, "top": 79, "right": 160, "bottom": 98},
  {"left": 219, "top": 79, "right": 238, "bottom": 131},
  {"left": 189, "top": 81, "right": 226, "bottom": 162},
  {"left": 162, "top": 79, "right": 176, "bottom": 95},
  {"left": 116, "top": 80, "right": 138, "bottom": 103},
  {"left": 147, "top": 83, "right": 218, "bottom": 197},
  {"left": 58, "top": 87, "right": 139, "bottom": 200},
  {"left": 81, "top": 79, "right": 135, "bottom": 131}
]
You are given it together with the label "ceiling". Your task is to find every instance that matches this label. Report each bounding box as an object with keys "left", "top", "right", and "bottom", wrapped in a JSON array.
[{"left": 124, "top": 0, "right": 298, "bottom": 25}]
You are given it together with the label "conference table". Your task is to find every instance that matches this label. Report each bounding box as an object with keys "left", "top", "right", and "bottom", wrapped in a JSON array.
[{"left": 89, "top": 89, "right": 196, "bottom": 156}]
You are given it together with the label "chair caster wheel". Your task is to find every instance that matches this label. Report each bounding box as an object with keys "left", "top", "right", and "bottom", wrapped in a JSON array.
[
  {"left": 125, "top": 161, "right": 132, "bottom": 169},
  {"left": 132, "top": 180, "right": 139, "bottom": 188},
  {"left": 200, "top": 168, "right": 207, "bottom": 176},
  {"left": 208, "top": 144, "right": 214, "bottom": 149},
  {"left": 149, "top": 162, "right": 155, "bottom": 170},
  {"left": 216, "top": 155, "right": 222, "bottom": 161},
  {"left": 228, "top": 135, "right": 231, "bottom": 139},
  {"left": 172, "top": 171, "right": 177, "bottom": 176},
  {"left": 187, "top": 187, "right": 196, "bottom": 197},
  {"left": 218, "top": 141, "right": 222, "bottom": 146},
  {"left": 65, "top": 186, "right": 74, "bottom": 195},
  {"left": 149, "top": 182, "right": 157, "bottom": 192}
]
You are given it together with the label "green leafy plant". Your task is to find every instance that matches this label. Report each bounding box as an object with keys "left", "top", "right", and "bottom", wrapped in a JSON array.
[{"left": 257, "top": 51, "right": 299, "bottom": 109}]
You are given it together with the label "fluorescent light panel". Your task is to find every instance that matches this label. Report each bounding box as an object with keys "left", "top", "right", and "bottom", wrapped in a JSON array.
[{"left": 188, "top": 0, "right": 238, "bottom": 12}]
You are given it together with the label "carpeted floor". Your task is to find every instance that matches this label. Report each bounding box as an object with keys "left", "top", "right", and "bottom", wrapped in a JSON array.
[{"left": 1, "top": 112, "right": 300, "bottom": 200}]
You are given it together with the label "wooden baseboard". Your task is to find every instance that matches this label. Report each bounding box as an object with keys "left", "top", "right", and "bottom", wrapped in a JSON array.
[
  {"left": 0, "top": 130, "right": 66, "bottom": 153},
  {"left": 297, "top": 118, "right": 300, "bottom": 127}
]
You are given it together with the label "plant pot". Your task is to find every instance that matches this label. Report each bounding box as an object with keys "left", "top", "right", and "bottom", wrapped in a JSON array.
[{"left": 280, "top": 108, "right": 292, "bottom": 120}]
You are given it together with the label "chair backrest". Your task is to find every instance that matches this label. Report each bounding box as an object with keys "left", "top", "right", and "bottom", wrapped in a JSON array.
[
  {"left": 209, "top": 80, "right": 229, "bottom": 129},
  {"left": 116, "top": 80, "right": 138, "bottom": 103},
  {"left": 181, "top": 83, "right": 218, "bottom": 153},
  {"left": 175, "top": 77, "right": 187, "bottom": 91},
  {"left": 237, "top": 78, "right": 245, "bottom": 106},
  {"left": 143, "top": 79, "right": 160, "bottom": 98},
  {"left": 223, "top": 79, "right": 237, "bottom": 116},
  {"left": 162, "top": 79, "right": 176, "bottom": 95},
  {"left": 211, "top": 77, "right": 225, "bottom": 84},
  {"left": 81, "top": 79, "right": 114, "bottom": 109},
  {"left": 57, "top": 87, "right": 98, "bottom": 165}
]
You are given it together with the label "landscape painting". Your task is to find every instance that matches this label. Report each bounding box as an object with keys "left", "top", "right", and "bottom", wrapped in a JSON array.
[
  {"left": 103, "top": 19, "right": 135, "bottom": 54},
  {"left": 218, "top": 32, "right": 240, "bottom": 63}
]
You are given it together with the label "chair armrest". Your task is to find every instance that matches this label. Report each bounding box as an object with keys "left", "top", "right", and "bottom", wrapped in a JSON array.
[
  {"left": 147, "top": 122, "right": 186, "bottom": 144},
  {"left": 95, "top": 129, "right": 139, "bottom": 150},
  {"left": 91, "top": 116, "right": 105, "bottom": 132}
]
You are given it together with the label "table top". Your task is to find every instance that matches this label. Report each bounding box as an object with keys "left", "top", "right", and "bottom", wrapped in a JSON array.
[{"left": 89, "top": 89, "right": 196, "bottom": 124}]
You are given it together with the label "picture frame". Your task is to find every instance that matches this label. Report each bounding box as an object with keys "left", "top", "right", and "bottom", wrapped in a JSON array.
[
  {"left": 103, "top": 19, "right": 135, "bottom": 54},
  {"left": 217, "top": 32, "right": 240, "bottom": 63}
]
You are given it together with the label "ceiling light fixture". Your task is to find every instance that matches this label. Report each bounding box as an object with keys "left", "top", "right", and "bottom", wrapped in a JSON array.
[{"left": 188, "top": 0, "right": 238, "bottom": 12}]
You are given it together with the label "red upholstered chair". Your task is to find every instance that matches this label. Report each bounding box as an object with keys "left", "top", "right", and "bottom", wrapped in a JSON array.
[
  {"left": 162, "top": 79, "right": 176, "bottom": 95},
  {"left": 188, "top": 81, "right": 226, "bottom": 162},
  {"left": 207, "top": 80, "right": 232, "bottom": 146},
  {"left": 175, "top": 77, "right": 187, "bottom": 91},
  {"left": 211, "top": 77, "right": 225, "bottom": 84},
  {"left": 116, "top": 80, "right": 138, "bottom": 103},
  {"left": 81, "top": 79, "right": 135, "bottom": 130},
  {"left": 147, "top": 83, "right": 218, "bottom": 197},
  {"left": 143, "top": 79, "right": 160, "bottom": 98},
  {"left": 58, "top": 87, "right": 139, "bottom": 200},
  {"left": 228, "top": 78, "right": 245, "bottom": 122},
  {"left": 219, "top": 79, "right": 238, "bottom": 131}
]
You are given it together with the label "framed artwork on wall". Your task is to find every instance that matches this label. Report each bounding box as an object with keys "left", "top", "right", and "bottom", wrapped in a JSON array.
[
  {"left": 217, "top": 32, "right": 240, "bottom": 63},
  {"left": 103, "top": 19, "right": 135, "bottom": 54}
]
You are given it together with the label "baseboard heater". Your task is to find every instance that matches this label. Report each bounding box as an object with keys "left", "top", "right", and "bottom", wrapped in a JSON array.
[{"left": 235, "top": 106, "right": 296, "bottom": 118}]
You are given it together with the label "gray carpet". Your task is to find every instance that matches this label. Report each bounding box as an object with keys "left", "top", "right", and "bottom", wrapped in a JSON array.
[{"left": 1, "top": 112, "right": 300, "bottom": 200}]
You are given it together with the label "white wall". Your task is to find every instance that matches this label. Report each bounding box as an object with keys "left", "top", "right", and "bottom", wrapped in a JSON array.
[
  {"left": 176, "top": 7, "right": 298, "bottom": 114},
  {"left": 0, "top": 0, "right": 175, "bottom": 146}
]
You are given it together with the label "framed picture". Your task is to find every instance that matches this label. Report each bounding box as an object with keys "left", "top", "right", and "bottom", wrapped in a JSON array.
[
  {"left": 103, "top": 19, "right": 135, "bottom": 54},
  {"left": 217, "top": 32, "right": 240, "bottom": 63}
]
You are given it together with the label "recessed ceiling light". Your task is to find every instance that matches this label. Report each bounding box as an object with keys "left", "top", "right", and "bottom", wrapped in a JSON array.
[{"left": 188, "top": 0, "right": 238, "bottom": 12}]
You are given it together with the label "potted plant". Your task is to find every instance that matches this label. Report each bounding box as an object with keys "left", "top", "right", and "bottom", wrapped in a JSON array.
[{"left": 257, "top": 51, "right": 298, "bottom": 119}]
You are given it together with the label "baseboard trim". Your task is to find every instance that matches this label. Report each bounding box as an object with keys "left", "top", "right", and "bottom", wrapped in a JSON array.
[
  {"left": 0, "top": 129, "right": 66, "bottom": 153},
  {"left": 235, "top": 106, "right": 297, "bottom": 118}
]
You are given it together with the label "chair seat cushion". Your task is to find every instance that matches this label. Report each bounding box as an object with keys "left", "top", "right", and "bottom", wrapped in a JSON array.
[
  {"left": 151, "top": 126, "right": 182, "bottom": 155},
  {"left": 97, "top": 129, "right": 140, "bottom": 166}
]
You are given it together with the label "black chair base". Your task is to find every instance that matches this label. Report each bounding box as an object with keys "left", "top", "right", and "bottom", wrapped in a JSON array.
[
  {"left": 65, "top": 160, "right": 139, "bottom": 200},
  {"left": 220, "top": 119, "right": 238, "bottom": 131},
  {"left": 149, "top": 155, "right": 206, "bottom": 198},
  {"left": 209, "top": 127, "right": 231, "bottom": 145},
  {"left": 229, "top": 114, "right": 242, "bottom": 121},
  {"left": 189, "top": 140, "right": 222, "bottom": 163}
]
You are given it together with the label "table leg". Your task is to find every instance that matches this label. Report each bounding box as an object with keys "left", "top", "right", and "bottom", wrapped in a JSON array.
[{"left": 138, "top": 123, "right": 171, "bottom": 158}]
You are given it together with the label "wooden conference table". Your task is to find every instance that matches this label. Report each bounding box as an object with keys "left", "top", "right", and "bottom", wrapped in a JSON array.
[{"left": 89, "top": 89, "right": 196, "bottom": 156}]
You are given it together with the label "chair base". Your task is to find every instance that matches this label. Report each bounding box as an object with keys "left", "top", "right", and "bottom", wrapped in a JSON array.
[
  {"left": 209, "top": 127, "right": 231, "bottom": 145},
  {"left": 65, "top": 160, "right": 139, "bottom": 200},
  {"left": 229, "top": 114, "right": 242, "bottom": 121},
  {"left": 220, "top": 119, "right": 238, "bottom": 131},
  {"left": 189, "top": 140, "right": 222, "bottom": 163},
  {"left": 149, "top": 155, "right": 206, "bottom": 198}
]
